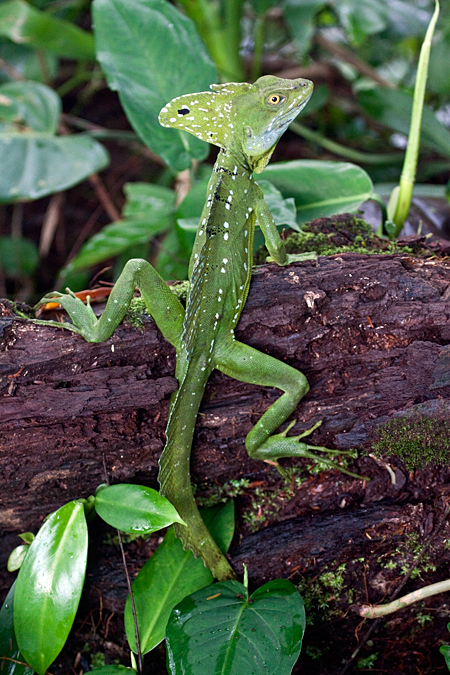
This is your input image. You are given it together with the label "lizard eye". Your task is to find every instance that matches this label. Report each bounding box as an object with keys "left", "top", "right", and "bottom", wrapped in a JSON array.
[{"left": 267, "top": 94, "right": 285, "bottom": 105}]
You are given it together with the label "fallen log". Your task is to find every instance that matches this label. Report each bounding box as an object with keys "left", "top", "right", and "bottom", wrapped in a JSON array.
[{"left": 1, "top": 251, "right": 450, "bottom": 598}]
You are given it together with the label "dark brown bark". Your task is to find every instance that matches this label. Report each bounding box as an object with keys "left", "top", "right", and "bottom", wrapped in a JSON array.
[{"left": 2, "top": 252, "right": 450, "bottom": 600}]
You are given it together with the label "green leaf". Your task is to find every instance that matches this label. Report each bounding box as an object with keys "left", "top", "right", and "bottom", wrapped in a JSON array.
[
  {"left": 14, "top": 501, "right": 88, "bottom": 675},
  {"left": 440, "top": 644, "right": 450, "bottom": 670},
  {"left": 358, "top": 87, "right": 450, "bottom": 159},
  {"left": 0, "top": 81, "right": 109, "bottom": 203},
  {"left": 64, "top": 181, "right": 175, "bottom": 273},
  {"left": 124, "top": 501, "right": 234, "bottom": 655},
  {"left": 154, "top": 226, "right": 190, "bottom": 281},
  {"left": 0, "top": 80, "right": 60, "bottom": 134},
  {"left": 0, "top": 134, "right": 109, "bottom": 202},
  {"left": 0, "top": 42, "right": 58, "bottom": 84},
  {"left": 0, "top": 0, "right": 95, "bottom": 60},
  {"left": 283, "top": 0, "right": 324, "bottom": 54},
  {"left": 0, "top": 237, "right": 39, "bottom": 278},
  {"left": 7, "top": 545, "right": 28, "bottom": 572},
  {"left": 122, "top": 182, "right": 174, "bottom": 219},
  {"left": 18, "top": 532, "right": 34, "bottom": 545},
  {"left": 335, "top": 0, "right": 388, "bottom": 44},
  {"left": 94, "top": 483, "right": 185, "bottom": 533},
  {"left": 0, "top": 583, "right": 34, "bottom": 675},
  {"left": 256, "top": 180, "right": 298, "bottom": 230},
  {"left": 65, "top": 215, "right": 173, "bottom": 273},
  {"left": 166, "top": 578, "right": 306, "bottom": 675},
  {"left": 261, "top": 160, "right": 373, "bottom": 225},
  {"left": 93, "top": 0, "right": 217, "bottom": 171}
]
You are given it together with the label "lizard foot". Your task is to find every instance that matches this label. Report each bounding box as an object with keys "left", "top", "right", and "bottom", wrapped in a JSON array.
[
  {"left": 266, "top": 252, "right": 318, "bottom": 266},
  {"left": 253, "top": 419, "right": 369, "bottom": 480},
  {"left": 33, "top": 289, "right": 101, "bottom": 341}
]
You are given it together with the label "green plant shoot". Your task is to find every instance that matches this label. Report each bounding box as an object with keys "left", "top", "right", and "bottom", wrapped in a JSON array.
[{"left": 388, "top": 0, "right": 440, "bottom": 236}]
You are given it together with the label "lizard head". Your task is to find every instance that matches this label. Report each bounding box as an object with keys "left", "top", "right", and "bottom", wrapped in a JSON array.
[
  {"left": 159, "top": 76, "right": 312, "bottom": 172},
  {"left": 241, "top": 75, "right": 313, "bottom": 172}
]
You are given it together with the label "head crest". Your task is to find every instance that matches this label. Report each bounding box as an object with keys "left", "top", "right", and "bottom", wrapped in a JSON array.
[{"left": 158, "top": 82, "right": 253, "bottom": 148}]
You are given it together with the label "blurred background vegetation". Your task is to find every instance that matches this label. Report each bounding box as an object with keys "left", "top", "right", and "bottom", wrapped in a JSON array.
[{"left": 0, "top": 0, "right": 448, "bottom": 303}]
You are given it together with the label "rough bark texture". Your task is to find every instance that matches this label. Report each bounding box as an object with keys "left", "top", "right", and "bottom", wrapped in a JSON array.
[{"left": 2, "top": 252, "right": 450, "bottom": 604}]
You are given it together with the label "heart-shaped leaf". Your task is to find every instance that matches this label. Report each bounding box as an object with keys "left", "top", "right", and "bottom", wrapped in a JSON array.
[
  {"left": 166, "top": 578, "right": 306, "bottom": 675},
  {"left": 261, "top": 160, "right": 373, "bottom": 225},
  {"left": 93, "top": 0, "right": 217, "bottom": 171},
  {"left": 0, "top": 81, "right": 109, "bottom": 203},
  {"left": 124, "top": 501, "right": 234, "bottom": 655}
]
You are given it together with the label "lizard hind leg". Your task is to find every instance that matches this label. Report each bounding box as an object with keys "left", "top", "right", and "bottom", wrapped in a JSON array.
[{"left": 216, "top": 339, "right": 368, "bottom": 480}]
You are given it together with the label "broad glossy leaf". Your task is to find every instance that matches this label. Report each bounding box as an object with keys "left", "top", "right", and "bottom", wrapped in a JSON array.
[
  {"left": 262, "top": 160, "right": 373, "bottom": 224},
  {"left": 65, "top": 180, "right": 174, "bottom": 272},
  {"left": 154, "top": 227, "right": 190, "bottom": 281},
  {"left": 0, "top": 0, "right": 95, "bottom": 59},
  {"left": 335, "top": 0, "right": 388, "bottom": 43},
  {"left": 166, "top": 578, "right": 306, "bottom": 675},
  {"left": 124, "top": 501, "right": 235, "bottom": 654},
  {"left": 14, "top": 501, "right": 88, "bottom": 675},
  {"left": 0, "top": 237, "right": 39, "bottom": 278},
  {"left": 0, "top": 134, "right": 109, "bottom": 203},
  {"left": 93, "top": 0, "right": 217, "bottom": 171},
  {"left": 0, "top": 81, "right": 109, "bottom": 202},
  {"left": 65, "top": 214, "right": 173, "bottom": 272},
  {"left": 94, "top": 484, "right": 185, "bottom": 533},
  {"left": 0, "top": 583, "right": 34, "bottom": 675},
  {"left": 257, "top": 180, "right": 298, "bottom": 230},
  {"left": 0, "top": 80, "right": 60, "bottom": 134},
  {"left": 441, "top": 643, "right": 450, "bottom": 669},
  {"left": 283, "top": 0, "right": 323, "bottom": 54},
  {"left": 122, "top": 182, "right": 174, "bottom": 219},
  {"left": 358, "top": 88, "right": 450, "bottom": 159}
]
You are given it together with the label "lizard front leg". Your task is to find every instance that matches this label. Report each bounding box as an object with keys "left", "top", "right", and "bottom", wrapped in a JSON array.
[
  {"left": 34, "top": 258, "right": 185, "bottom": 348},
  {"left": 215, "top": 339, "right": 367, "bottom": 479},
  {"left": 255, "top": 186, "right": 317, "bottom": 266}
]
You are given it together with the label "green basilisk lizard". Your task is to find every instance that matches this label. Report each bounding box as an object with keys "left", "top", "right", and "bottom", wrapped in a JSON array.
[{"left": 34, "top": 76, "right": 364, "bottom": 581}]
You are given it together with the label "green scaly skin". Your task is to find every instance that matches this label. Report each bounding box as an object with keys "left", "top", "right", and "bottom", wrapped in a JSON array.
[{"left": 34, "top": 77, "right": 366, "bottom": 581}]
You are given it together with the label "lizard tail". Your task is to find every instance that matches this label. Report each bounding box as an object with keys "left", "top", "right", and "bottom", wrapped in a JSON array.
[{"left": 158, "top": 360, "right": 236, "bottom": 581}]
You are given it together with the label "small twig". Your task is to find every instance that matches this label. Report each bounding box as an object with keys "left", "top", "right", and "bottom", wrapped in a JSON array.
[
  {"left": 102, "top": 455, "right": 143, "bottom": 674},
  {"left": 62, "top": 203, "right": 104, "bottom": 272},
  {"left": 356, "top": 578, "right": 450, "bottom": 618},
  {"left": 315, "top": 33, "right": 395, "bottom": 89},
  {"left": 11, "top": 202, "right": 23, "bottom": 239},
  {"left": 0, "top": 58, "right": 25, "bottom": 81},
  {"left": 339, "top": 502, "right": 450, "bottom": 674},
  {"left": 116, "top": 530, "right": 143, "bottom": 674},
  {"left": 0, "top": 657, "right": 55, "bottom": 674},
  {"left": 39, "top": 192, "right": 64, "bottom": 258},
  {"left": 88, "top": 173, "right": 121, "bottom": 223},
  {"left": 174, "top": 167, "right": 193, "bottom": 207}
]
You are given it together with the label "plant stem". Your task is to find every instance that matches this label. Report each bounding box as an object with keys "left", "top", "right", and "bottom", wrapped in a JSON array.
[
  {"left": 290, "top": 121, "right": 403, "bottom": 165},
  {"left": 356, "top": 578, "right": 450, "bottom": 618},
  {"left": 391, "top": 0, "right": 440, "bottom": 236},
  {"left": 251, "top": 12, "right": 266, "bottom": 82},
  {"left": 177, "top": 0, "right": 244, "bottom": 81}
]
